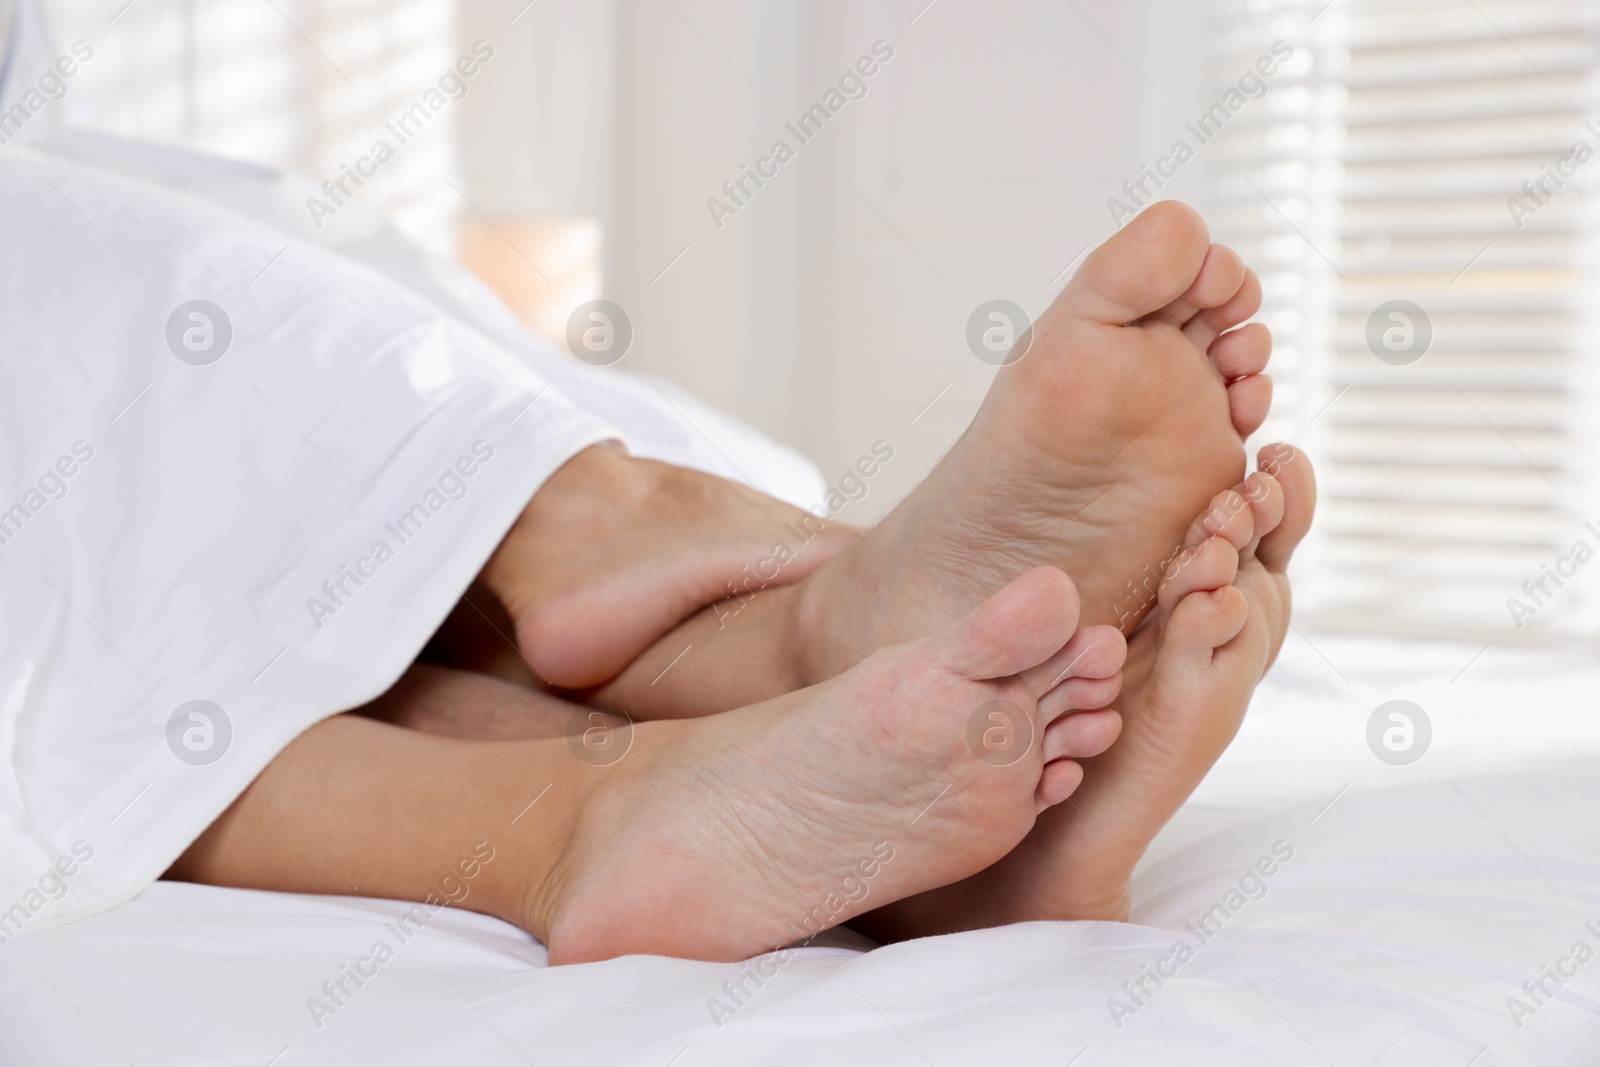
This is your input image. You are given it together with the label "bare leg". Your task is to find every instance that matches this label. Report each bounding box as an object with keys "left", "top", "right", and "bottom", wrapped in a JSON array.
[
  {"left": 165, "top": 713, "right": 581, "bottom": 937},
  {"left": 169, "top": 569, "right": 1126, "bottom": 964}
]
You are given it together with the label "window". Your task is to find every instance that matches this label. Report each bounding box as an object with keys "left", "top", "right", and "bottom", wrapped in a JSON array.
[
  {"left": 1210, "top": 0, "right": 1600, "bottom": 641},
  {"left": 51, "top": 0, "right": 459, "bottom": 253}
]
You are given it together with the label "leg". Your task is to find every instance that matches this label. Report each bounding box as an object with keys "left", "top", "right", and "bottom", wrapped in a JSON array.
[
  {"left": 164, "top": 712, "right": 581, "bottom": 940},
  {"left": 169, "top": 568, "right": 1127, "bottom": 964}
]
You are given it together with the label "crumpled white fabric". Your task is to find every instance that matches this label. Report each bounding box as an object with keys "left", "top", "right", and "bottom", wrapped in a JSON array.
[
  {"left": 0, "top": 0, "right": 824, "bottom": 931},
  {"left": 0, "top": 138, "right": 624, "bottom": 930}
]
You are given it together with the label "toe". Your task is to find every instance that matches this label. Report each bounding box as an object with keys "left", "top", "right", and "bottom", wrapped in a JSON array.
[
  {"left": 1185, "top": 487, "right": 1256, "bottom": 552},
  {"left": 1038, "top": 673, "right": 1123, "bottom": 719},
  {"left": 1043, "top": 708, "right": 1122, "bottom": 761},
  {"left": 1227, "top": 374, "right": 1274, "bottom": 438},
  {"left": 1145, "top": 243, "right": 1246, "bottom": 330},
  {"left": 1168, "top": 585, "right": 1250, "bottom": 659},
  {"left": 1159, "top": 536, "right": 1239, "bottom": 624},
  {"left": 1240, "top": 470, "right": 1286, "bottom": 551},
  {"left": 1255, "top": 444, "right": 1317, "bottom": 574},
  {"left": 1035, "top": 759, "right": 1087, "bottom": 811},
  {"left": 1208, "top": 322, "right": 1271, "bottom": 379},
  {"left": 1019, "top": 624, "right": 1126, "bottom": 699},
  {"left": 1184, "top": 267, "right": 1264, "bottom": 350},
  {"left": 1060, "top": 201, "right": 1211, "bottom": 325},
  {"left": 926, "top": 566, "right": 1081, "bottom": 680}
]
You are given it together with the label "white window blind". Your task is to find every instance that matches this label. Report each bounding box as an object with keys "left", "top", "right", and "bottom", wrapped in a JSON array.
[{"left": 1209, "top": 0, "right": 1600, "bottom": 642}]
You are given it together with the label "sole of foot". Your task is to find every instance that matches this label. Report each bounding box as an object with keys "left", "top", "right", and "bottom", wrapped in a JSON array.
[
  {"left": 793, "top": 201, "right": 1274, "bottom": 685},
  {"left": 855, "top": 444, "right": 1315, "bottom": 939},
  {"left": 594, "top": 201, "right": 1280, "bottom": 721},
  {"left": 529, "top": 566, "right": 1127, "bottom": 964},
  {"left": 481, "top": 445, "right": 858, "bottom": 689}
]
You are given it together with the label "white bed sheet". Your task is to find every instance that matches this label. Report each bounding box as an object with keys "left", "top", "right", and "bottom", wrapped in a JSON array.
[{"left": 5, "top": 637, "right": 1598, "bottom": 1066}]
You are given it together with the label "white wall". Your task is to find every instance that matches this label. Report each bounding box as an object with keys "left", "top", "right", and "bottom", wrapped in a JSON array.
[
  {"left": 456, "top": 0, "right": 617, "bottom": 221},
  {"left": 458, "top": 0, "right": 1216, "bottom": 519}
]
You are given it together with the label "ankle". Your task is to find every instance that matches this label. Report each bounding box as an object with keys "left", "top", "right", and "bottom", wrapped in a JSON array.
[
  {"left": 510, "top": 722, "right": 685, "bottom": 954},
  {"left": 481, "top": 754, "right": 607, "bottom": 940},
  {"left": 1049, "top": 836, "right": 1139, "bottom": 922},
  {"left": 1060, "top": 883, "right": 1133, "bottom": 923}
]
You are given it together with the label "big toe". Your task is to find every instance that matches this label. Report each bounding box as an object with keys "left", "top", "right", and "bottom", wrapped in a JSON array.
[
  {"left": 1060, "top": 200, "right": 1212, "bottom": 325},
  {"left": 924, "top": 566, "right": 1082, "bottom": 680}
]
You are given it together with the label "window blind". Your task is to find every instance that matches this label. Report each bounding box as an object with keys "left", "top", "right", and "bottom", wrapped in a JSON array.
[
  {"left": 1208, "top": 0, "right": 1600, "bottom": 641},
  {"left": 50, "top": 0, "right": 461, "bottom": 253}
]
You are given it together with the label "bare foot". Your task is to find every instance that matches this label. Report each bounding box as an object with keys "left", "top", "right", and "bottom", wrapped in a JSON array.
[
  {"left": 598, "top": 200, "right": 1274, "bottom": 717},
  {"left": 530, "top": 567, "right": 1126, "bottom": 963},
  {"left": 1034, "top": 443, "right": 1315, "bottom": 921},
  {"left": 861, "top": 446, "right": 1315, "bottom": 939},
  {"left": 477, "top": 445, "right": 856, "bottom": 689},
  {"left": 796, "top": 201, "right": 1269, "bottom": 662}
]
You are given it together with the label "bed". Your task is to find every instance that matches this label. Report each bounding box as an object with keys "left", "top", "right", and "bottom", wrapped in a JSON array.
[
  {"left": 3, "top": 6, "right": 1598, "bottom": 1059},
  {"left": 6, "top": 635, "right": 1598, "bottom": 1065}
]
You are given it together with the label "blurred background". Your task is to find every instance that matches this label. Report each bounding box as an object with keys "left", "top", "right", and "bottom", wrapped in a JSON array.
[{"left": 43, "top": 0, "right": 1600, "bottom": 646}]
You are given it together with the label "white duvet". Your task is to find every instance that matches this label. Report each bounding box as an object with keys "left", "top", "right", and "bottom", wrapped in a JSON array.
[{"left": 0, "top": 8, "right": 823, "bottom": 936}]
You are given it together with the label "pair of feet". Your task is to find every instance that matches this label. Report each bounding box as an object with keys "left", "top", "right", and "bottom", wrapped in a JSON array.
[{"left": 455, "top": 202, "right": 1314, "bottom": 963}]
